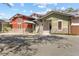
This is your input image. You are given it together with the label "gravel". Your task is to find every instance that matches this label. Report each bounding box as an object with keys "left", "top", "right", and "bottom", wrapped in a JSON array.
[{"left": 0, "top": 35, "right": 74, "bottom": 56}]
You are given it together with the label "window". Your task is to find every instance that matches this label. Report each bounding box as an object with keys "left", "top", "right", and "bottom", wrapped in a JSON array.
[
  {"left": 18, "top": 24, "right": 22, "bottom": 29},
  {"left": 17, "top": 18, "right": 23, "bottom": 24},
  {"left": 58, "top": 20, "right": 62, "bottom": 30}
]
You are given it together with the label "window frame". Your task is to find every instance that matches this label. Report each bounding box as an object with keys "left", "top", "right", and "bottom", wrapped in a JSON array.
[
  {"left": 17, "top": 18, "right": 23, "bottom": 24},
  {"left": 57, "top": 20, "right": 63, "bottom": 31}
]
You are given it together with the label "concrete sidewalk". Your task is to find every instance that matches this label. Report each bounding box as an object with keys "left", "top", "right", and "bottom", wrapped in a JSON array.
[{"left": 0, "top": 32, "right": 36, "bottom": 35}]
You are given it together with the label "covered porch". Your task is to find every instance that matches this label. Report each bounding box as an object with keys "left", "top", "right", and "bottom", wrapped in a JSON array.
[
  {"left": 35, "top": 19, "right": 52, "bottom": 35},
  {"left": 10, "top": 20, "right": 35, "bottom": 33}
]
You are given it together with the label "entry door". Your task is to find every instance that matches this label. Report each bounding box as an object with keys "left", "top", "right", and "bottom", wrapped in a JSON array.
[
  {"left": 17, "top": 18, "right": 23, "bottom": 32},
  {"left": 43, "top": 20, "right": 51, "bottom": 34},
  {"left": 49, "top": 22, "right": 52, "bottom": 33},
  {"left": 18, "top": 24, "right": 22, "bottom": 29},
  {"left": 18, "top": 24, "right": 22, "bottom": 32}
]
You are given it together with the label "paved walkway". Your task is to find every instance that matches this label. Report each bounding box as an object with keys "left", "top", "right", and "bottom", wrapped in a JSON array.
[
  {"left": 33, "top": 35, "right": 79, "bottom": 56},
  {"left": 0, "top": 33, "right": 79, "bottom": 56},
  {"left": 0, "top": 32, "right": 35, "bottom": 35}
]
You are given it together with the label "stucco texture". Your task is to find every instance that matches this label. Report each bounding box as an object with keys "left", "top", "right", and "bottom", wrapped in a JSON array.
[{"left": 41, "top": 13, "right": 70, "bottom": 34}]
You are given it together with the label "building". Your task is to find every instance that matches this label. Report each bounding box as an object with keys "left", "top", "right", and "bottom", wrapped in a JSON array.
[
  {"left": 30, "top": 13, "right": 43, "bottom": 19},
  {"left": 36, "top": 10, "right": 79, "bottom": 35},
  {"left": 0, "top": 19, "right": 5, "bottom": 32},
  {"left": 10, "top": 14, "right": 35, "bottom": 33}
]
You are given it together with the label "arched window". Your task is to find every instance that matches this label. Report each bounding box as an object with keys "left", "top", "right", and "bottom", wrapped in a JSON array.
[{"left": 58, "top": 20, "right": 62, "bottom": 31}]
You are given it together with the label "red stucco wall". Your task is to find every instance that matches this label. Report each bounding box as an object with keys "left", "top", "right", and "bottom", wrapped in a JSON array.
[{"left": 11, "top": 17, "right": 33, "bottom": 32}]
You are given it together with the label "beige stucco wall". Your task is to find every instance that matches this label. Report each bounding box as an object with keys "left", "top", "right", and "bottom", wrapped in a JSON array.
[
  {"left": 37, "top": 13, "right": 70, "bottom": 34},
  {"left": 41, "top": 17, "right": 68, "bottom": 33},
  {"left": 50, "top": 17, "right": 69, "bottom": 34},
  {"left": 41, "top": 16, "right": 69, "bottom": 34}
]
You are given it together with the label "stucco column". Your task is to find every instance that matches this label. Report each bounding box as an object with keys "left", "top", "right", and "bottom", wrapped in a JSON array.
[
  {"left": 39, "top": 22, "right": 43, "bottom": 35},
  {"left": 32, "top": 25, "right": 34, "bottom": 33},
  {"left": 1, "top": 22, "right": 3, "bottom": 32}
]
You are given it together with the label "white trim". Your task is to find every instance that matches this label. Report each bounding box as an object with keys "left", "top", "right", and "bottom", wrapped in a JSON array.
[
  {"left": 58, "top": 20, "right": 63, "bottom": 22},
  {"left": 9, "top": 23, "right": 22, "bottom": 24},
  {"left": 57, "top": 20, "right": 63, "bottom": 31},
  {"left": 71, "top": 23, "right": 79, "bottom": 26},
  {"left": 24, "top": 20, "right": 35, "bottom": 24},
  {"left": 17, "top": 23, "right": 22, "bottom": 24}
]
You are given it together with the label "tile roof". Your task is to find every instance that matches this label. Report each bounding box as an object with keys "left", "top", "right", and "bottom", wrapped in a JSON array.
[{"left": 39, "top": 10, "right": 79, "bottom": 19}]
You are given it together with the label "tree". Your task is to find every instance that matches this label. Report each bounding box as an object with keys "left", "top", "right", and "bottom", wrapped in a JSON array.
[{"left": 65, "top": 7, "right": 75, "bottom": 12}]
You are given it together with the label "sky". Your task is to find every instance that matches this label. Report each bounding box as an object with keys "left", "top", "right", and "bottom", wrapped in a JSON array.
[{"left": 0, "top": 3, "right": 79, "bottom": 19}]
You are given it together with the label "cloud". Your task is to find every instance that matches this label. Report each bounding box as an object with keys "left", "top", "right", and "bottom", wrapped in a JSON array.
[
  {"left": 20, "top": 3, "right": 24, "bottom": 7},
  {"left": 61, "top": 7, "right": 65, "bottom": 10},
  {"left": 0, "top": 13, "right": 7, "bottom": 19},
  {"left": 31, "top": 4, "right": 53, "bottom": 14},
  {"left": 7, "top": 3, "right": 24, "bottom": 7},
  {"left": 47, "top": 3, "right": 58, "bottom": 6},
  {"left": 38, "top": 5, "right": 46, "bottom": 8},
  {"left": 33, "top": 3, "right": 48, "bottom": 8},
  {"left": 53, "top": 3, "right": 58, "bottom": 6},
  {"left": 33, "top": 3, "right": 46, "bottom": 6},
  {"left": 0, "top": 13, "right": 5, "bottom": 16},
  {"left": 35, "top": 11, "right": 46, "bottom": 15},
  {"left": 3, "top": 3, "right": 14, "bottom": 7},
  {"left": 35, "top": 8, "right": 52, "bottom": 14},
  {"left": 22, "top": 10, "right": 26, "bottom": 13},
  {"left": 46, "top": 8, "right": 52, "bottom": 11},
  {"left": 33, "top": 3, "right": 58, "bottom": 9},
  {"left": 8, "top": 3, "right": 14, "bottom": 7},
  {"left": 30, "top": 10, "right": 33, "bottom": 13},
  {"left": 13, "top": 9, "right": 19, "bottom": 11},
  {"left": 30, "top": 10, "right": 46, "bottom": 15}
]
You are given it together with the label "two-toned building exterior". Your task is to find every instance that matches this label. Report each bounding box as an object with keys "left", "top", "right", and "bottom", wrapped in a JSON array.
[{"left": 9, "top": 10, "right": 79, "bottom": 35}]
